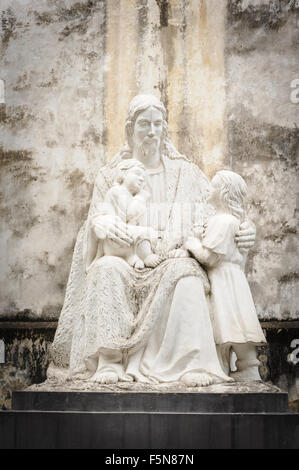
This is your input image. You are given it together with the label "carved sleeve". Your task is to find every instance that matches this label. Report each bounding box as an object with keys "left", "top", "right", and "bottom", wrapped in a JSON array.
[{"left": 202, "top": 214, "right": 238, "bottom": 256}]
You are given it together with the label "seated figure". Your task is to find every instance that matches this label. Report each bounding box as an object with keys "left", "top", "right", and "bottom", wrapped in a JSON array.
[{"left": 49, "top": 94, "right": 257, "bottom": 387}]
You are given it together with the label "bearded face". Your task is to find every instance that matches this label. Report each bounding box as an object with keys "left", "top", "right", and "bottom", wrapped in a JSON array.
[{"left": 132, "top": 106, "right": 164, "bottom": 155}]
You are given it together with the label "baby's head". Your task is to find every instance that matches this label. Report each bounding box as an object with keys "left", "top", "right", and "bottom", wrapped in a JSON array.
[
  {"left": 116, "top": 159, "right": 146, "bottom": 195},
  {"left": 209, "top": 170, "right": 247, "bottom": 220}
]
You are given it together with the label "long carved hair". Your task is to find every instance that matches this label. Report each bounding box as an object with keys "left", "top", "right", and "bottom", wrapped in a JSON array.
[{"left": 212, "top": 170, "right": 247, "bottom": 221}]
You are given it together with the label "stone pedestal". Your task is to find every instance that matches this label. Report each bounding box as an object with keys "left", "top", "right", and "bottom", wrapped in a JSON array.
[
  {"left": 12, "top": 389, "right": 288, "bottom": 413},
  {"left": 0, "top": 382, "right": 298, "bottom": 449}
]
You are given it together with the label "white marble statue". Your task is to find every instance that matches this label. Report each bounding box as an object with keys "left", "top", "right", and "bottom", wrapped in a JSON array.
[
  {"left": 101, "top": 158, "right": 162, "bottom": 269},
  {"left": 49, "top": 94, "right": 258, "bottom": 387},
  {"left": 186, "top": 170, "right": 266, "bottom": 381}
]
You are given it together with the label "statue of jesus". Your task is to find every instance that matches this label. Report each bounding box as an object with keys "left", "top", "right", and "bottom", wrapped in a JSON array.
[{"left": 49, "top": 94, "right": 256, "bottom": 387}]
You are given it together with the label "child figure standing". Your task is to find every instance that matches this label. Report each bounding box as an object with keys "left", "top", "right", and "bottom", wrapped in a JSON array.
[{"left": 185, "top": 170, "right": 266, "bottom": 381}]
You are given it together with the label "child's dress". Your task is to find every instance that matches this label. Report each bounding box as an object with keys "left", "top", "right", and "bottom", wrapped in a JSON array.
[{"left": 202, "top": 213, "right": 266, "bottom": 346}]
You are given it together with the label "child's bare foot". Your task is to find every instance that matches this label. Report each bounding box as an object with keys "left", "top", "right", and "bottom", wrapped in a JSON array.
[
  {"left": 144, "top": 253, "right": 163, "bottom": 268},
  {"left": 134, "top": 259, "right": 145, "bottom": 269},
  {"left": 127, "top": 254, "right": 144, "bottom": 269}
]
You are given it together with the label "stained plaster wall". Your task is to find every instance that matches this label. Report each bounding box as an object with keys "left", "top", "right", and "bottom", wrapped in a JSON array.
[
  {"left": 0, "top": 0, "right": 298, "bottom": 323},
  {"left": 226, "top": 0, "right": 299, "bottom": 320}
]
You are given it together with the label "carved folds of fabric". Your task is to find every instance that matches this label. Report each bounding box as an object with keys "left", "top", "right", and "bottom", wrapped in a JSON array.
[{"left": 50, "top": 155, "right": 211, "bottom": 370}]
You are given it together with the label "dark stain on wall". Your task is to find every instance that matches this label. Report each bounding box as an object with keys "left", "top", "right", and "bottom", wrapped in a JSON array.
[
  {"left": 0, "top": 146, "right": 32, "bottom": 169},
  {"left": 66, "top": 168, "right": 91, "bottom": 191},
  {"left": 0, "top": 327, "right": 55, "bottom": 409},
  {"left": 228, "top": 110, "right": 299, "bottom": 169},
  {"left": 0, "top": 309, "right": 58, "bottom": 323},
  {"left": 279, "top": 272, "right": 299, "bottom": 283},
  {"left": 80, "top": 125, "right": 103, "bottom": 147},
  {"left": 12, "top": 72, "right": 32, "bottom": 92},
  {"left": 1, "top": 105, "right": 35, "bottom": 129},
  {"left": 39, "top": 69, "right": 59, "bottom": 88},
  {"left": 1, "top": 8, "right": 16, "bottom": 48},
  {"left": 0, "top": 146, "right": 45, "bottom": 190},
  {"left": 0, "top": 103, "right": 5, "bottom": 122},
  {"left": 156, "top": 0, "right": 169, "bottom": 27},
  {"left": 138, "top": 0, "right": 148, "bottom": 39},
  {"left": 41, "top": 304, "right": 62, "bottom": 318},
  {"left": 33, "top": 0, "right": 105, "bottom": 39},
  {"left": 0, "top": 147, "right": 44, "bottom": 241},
  {"left": 50, "top": 204, "right": 67, "bottom": 216},
  {"left": 65, "top": 169, "right": 93, "bottom": 221},
  {"left": 228, "top": 0, "right": 299, "bottom": 29},
  {"left": 263, "top": 327, "right": 299, "bottom": 401}
]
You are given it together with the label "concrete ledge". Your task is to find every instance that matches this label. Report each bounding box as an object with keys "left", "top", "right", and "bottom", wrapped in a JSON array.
[{"left": 12, "top": 390, "right": 289, "bottom": 413}]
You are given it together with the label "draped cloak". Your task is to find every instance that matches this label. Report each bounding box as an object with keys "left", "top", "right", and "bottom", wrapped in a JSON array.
[{"left": 50, "top": 153, "right": 230, "bottom": 383}]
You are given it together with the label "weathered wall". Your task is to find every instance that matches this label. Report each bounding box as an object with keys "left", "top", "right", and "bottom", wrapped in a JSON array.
[
  {"left": 0, "top": 0, "right": 227, "bottom": 320},
  {"left": 0, "top": 0, "right": 298, "bottom": 321},
  {"left": 226, "top": 0, "right": 299, "bottom": 319},
  {"left": 0, "top": 325, "right": 55, "bottom": 408},
  {"left": 0, "top": 0, "right": 106, "bottom": 319}
]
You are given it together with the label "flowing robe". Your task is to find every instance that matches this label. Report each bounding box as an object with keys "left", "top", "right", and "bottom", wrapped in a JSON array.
[{"left": 50, "top": 154, "right": 231, "bottom": 383}]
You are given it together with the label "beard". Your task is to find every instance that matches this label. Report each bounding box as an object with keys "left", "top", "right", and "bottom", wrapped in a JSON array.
[{"left": 136, "top": 137, "right": 160, "bottom": 158}]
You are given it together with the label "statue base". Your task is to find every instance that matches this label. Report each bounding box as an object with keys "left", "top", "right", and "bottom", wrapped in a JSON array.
[
  {"left": 1, "top": 381, "right": 298, "bottom": 449},
  {"left": 11, "top": 381, "right": 288, "bottom": 413}
]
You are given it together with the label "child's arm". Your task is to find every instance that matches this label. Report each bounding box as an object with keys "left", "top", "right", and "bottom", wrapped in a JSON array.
[{"left": 184, "top": 237, "right": 220, "bottom": 268}]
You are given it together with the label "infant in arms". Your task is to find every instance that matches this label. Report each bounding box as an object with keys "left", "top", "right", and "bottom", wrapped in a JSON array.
[{"left": 101, "top": 159, "right": 163, "bottom": 269}]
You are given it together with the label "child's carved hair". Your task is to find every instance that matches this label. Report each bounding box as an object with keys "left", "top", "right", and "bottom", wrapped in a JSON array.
[
  {"left": 212, "top": 170, "right": 247, "bottom": 221},
  {"left": 116, "top": 158, "right": 145, "bottom": 185}
]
